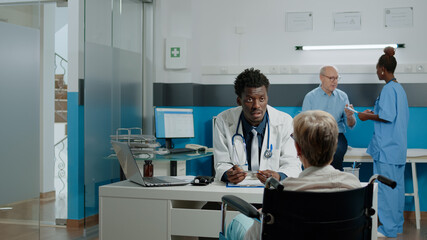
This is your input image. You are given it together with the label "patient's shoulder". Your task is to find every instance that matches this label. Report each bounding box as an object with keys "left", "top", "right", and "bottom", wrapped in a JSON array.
[{"left": 282, "top": 165, "right": 361, "bottom": 191}]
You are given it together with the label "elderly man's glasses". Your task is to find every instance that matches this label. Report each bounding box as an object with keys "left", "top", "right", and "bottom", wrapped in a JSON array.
[{"left": 322, "top": 74, "right": 341, "bottom": 82}]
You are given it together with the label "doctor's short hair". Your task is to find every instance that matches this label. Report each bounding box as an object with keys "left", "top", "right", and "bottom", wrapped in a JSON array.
[
  {"left": 234, "top": 68, "right": 270, "bottom": 98},
  {"left": 293, "top": 110, "right": 338, "bottom": 167}
]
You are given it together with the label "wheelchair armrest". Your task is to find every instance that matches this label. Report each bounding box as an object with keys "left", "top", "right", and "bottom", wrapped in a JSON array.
[{"left": 222, "top": 195, "right": 260, "bottom": 219}]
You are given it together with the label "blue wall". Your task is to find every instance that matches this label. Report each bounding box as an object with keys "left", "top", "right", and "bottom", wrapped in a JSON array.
[
  {"left": 69, "top": 104, "right": 427, "bottom": 220},
  {"left": 173, "top": 106, "right": 427, "bottom": 212},
  {"left": 68, "top": 92, "right": 84, "bottom": 220}
]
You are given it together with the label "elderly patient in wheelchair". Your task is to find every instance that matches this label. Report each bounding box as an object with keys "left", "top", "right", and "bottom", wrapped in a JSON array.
[{"left": 226, "top": 110, "right": 362, "bottom": 240}]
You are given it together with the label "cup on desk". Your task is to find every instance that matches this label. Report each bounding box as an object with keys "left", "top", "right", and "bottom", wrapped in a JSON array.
[{"left": 343, "top": 167, "right": 360, "bottom": 179}]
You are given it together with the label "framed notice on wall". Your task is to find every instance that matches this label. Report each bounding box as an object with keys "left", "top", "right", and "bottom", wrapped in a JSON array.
[
  {"left": 333, "top": 12, "right": 361, "bottom": 31},
  {"left": 286, "top": 12, "right": 313, "bottom": 32},
  {"left": 385, "top": 7, "right": 413, "bottom": 28},
  {"left": 165, "top": 38, "right": 187, "bottom": 69}
]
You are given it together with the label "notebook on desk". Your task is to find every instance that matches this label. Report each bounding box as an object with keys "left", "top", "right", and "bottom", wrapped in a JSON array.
[{"left": 112, "top": 141, "right": 190, "bottom": 187}]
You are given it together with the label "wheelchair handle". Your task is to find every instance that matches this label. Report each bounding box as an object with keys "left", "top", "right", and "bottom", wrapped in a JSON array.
[
  {"left": 368, "top": 174, "right": 397, "bottom": 189},
  {"left": 265, "top": 177, "right": 284, "bottom": 191},
  {"left": 377, "top": 175, "right": 397, "bottom": 189}
]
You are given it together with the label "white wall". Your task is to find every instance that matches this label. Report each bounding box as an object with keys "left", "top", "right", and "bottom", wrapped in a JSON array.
[
  {"left": 154, "top": 0, "right": 427, "bottom": 85},
  {"left": 55, "top": 6, "right": 68, "bottom": 87},
  {"left": 41, "top": 3, "right": 55, "bottom": 194},
  {"left": 0, "top": 20, "right": 40, "bottom": 205},
  {"left": 0, "top": 3, "right": 57, "bottom": 195},
  {"left": 143, "top": 3, "right": 155, "bottom": 134},
  {"left": 68, "top": 0, "right": 84, "bottom": 92},
  {"left": 0, "top": 5, "right": 39, "bottom": 28},
  {"left": 55, "top": 24, "right": 68, "bottom": 70},
  {"left": 54, "top": 5, "right": 67, "bottom": 32}
]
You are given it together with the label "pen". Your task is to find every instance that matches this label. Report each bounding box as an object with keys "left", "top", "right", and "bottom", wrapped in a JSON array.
[
  {"left": 232, "top": 164, "right": 245, "bottom": 169},
  {"left": 352, "top": 161, "right": 356, "bottom": 174},
  {"left": 223, "top": 162, "right": 238, "bottom": 169},
  {"left": 257, "top": 170, "right": 270, "bottom": 178},
  {"left": 345, "top": 106, "right": 358, "bottom": 114}
]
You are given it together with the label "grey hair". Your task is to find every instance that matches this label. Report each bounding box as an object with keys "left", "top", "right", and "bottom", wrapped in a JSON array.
[{"left": 293, "top": 110, "right": 338, "bottom": 167}]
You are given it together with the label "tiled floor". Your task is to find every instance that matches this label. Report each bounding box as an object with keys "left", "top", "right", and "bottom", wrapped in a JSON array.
[
  {"left": 0, "top": 197, "right": 95, "bottom": 240},
  {"left": 382, "top": 218, "right": 427, "bottom": 240}
]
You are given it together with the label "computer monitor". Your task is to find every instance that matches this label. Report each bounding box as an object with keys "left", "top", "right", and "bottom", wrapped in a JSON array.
[{"left": 154, "top": 108, "right": 195, "bottom": 139}]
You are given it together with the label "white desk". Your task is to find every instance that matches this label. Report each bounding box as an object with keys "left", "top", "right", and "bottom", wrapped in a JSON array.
[
  {"left": 99, "top": 181, "right": 263, "bottom": 239},
  {"left": 344, "top": 147, "right": 427, "bottom": 229},
  {"left": 99, "top": 180, "right": 378, "bottom": 240}
]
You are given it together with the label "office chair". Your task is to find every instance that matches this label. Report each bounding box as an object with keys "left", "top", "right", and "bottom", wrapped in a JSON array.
[{"left": 220, "top": 174, "right": 396, "bottom": 240}]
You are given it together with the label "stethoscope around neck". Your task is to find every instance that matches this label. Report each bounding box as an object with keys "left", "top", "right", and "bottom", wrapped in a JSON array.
[{"left": 231, "top": 113, "right": 273, "bottom": 164}]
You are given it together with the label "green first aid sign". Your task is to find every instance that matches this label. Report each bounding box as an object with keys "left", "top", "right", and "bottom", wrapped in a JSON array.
[{"left": 170, "top": 47, "right": 180, "bottom": 58}]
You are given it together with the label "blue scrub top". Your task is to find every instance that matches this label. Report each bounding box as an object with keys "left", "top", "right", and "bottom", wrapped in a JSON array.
[
  {"left": 367, "top": 81, "right": 409, "bottom": 165},
  {"left": 302, "top": 86, "right": 353, "bottom": 133}
]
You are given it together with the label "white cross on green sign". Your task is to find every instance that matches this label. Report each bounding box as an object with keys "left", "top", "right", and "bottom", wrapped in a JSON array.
[{"left": 171, "top": 47, "right": 180, "bottom": 58}]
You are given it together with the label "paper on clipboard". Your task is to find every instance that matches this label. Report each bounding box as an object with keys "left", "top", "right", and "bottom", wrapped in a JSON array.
[{"left": 227, "top": 179, "right": 264, "bottom": 188}]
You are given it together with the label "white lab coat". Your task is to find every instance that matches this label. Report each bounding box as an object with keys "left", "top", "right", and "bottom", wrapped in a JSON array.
[{"left": 213, "top": 105, "right": 301, "bottom": 180}]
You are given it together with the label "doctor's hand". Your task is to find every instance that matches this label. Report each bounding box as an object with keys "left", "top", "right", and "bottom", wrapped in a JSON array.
[
  {"left": 226, "top": 165, "right": 247, "bottom": 184},
  {"left": 256, "top": 170, "right": 280, "bottom": 184}
]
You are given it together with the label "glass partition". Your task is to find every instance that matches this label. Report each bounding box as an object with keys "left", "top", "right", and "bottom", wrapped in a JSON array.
[
  {"left": 0, "top": 3, "right": 41, "bottom": 239},
  {"left": 84, "top": 0, "right": 143, "bottom": 231}
]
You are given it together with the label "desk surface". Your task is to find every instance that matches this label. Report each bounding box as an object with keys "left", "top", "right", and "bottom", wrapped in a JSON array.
[
  {"left": 344, "top": 148, "right": 427, "bottom": 162},
  {"left": 100, "top": 180, "right": 264, "bottom": 203},
  {"left": 107, "top": 151, "right": 213, "bottom": 162}
]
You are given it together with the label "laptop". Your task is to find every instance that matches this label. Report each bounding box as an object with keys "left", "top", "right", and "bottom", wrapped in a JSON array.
[{"left": 112, "top": 141, "right": 190, "bottom": 187}]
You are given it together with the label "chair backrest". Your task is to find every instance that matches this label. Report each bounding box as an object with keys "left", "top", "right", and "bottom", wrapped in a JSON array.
[{"left": 261, "top": 184, "right": 373, "bottom": 240}]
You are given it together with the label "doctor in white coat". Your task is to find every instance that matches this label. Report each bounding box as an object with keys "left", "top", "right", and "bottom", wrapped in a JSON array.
[{"left": 213, "top": 68, "right": 301, "bottom": 184}]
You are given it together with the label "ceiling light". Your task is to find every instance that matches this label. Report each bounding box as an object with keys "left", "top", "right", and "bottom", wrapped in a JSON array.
[{"left": 295, "top": 43, "right": 405, "bottom": 51}]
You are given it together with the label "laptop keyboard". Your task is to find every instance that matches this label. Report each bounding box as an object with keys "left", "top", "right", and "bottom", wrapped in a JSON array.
[{"left": 143, "top": 177, "right": 168, "bottom": 184}]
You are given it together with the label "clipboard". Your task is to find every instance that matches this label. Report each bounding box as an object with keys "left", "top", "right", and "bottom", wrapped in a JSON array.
[{"left": 226, "top": 179, "right": 264, "bottom": 188}]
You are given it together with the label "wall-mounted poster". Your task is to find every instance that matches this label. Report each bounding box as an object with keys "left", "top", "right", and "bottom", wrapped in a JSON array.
[
  {"left": 385, "top": 7, "right": 413, "bottom": 28},
  {"left": 334, "top": 12, "right": 361, "bottom": 31},
  {"left": 286, "top": 12, "right": 313, "bottom": 32}
]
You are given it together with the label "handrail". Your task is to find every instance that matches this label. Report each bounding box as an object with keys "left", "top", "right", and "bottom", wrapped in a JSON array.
[
  {"left": 54, "top": 136, "right": 68, "bottom": 147},
  {"left": 54, "top": 135, "right": 67, "bottom": 200},
  {"left": 55, "top": 53, "right": 68, "bottom": 63},
  {"left": 55, "top": 53, "right": 68, "bottom": 83}
]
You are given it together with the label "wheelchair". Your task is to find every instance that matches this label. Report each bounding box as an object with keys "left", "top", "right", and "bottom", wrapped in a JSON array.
[{"left": 220, "top": 174, "right": 396, "bottom": 240}]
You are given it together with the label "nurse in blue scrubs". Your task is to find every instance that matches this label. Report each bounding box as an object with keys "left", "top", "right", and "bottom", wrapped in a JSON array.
[{"left": 358, "top": 46, "right": 409, "bottom": 238}]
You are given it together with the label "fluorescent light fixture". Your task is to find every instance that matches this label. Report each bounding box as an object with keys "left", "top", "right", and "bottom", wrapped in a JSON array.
[{"left": 295, "top": 43, "right": 405, "bottom": 51}]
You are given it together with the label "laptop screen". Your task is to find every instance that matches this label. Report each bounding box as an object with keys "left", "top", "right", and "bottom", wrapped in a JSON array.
[{"left": 112, "top": 141, "right": 146, "bottom": 186}]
